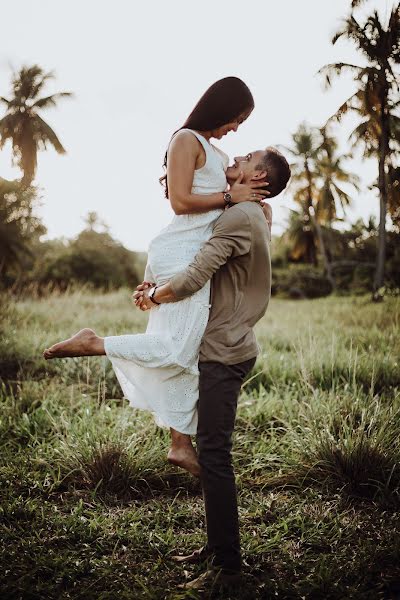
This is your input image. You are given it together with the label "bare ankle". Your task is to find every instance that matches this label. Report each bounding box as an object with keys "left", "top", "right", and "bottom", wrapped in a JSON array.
[{"left": 170, "top": 429, "right": 193, "bottom": 449}]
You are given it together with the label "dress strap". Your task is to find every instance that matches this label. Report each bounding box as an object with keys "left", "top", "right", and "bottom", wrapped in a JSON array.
[{"left": 176, "top": 128, "right": 211, "bottom": 156}]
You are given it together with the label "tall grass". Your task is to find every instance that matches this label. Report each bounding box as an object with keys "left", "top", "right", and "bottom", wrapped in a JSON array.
[{"left": 1, "top": 290, "right": 399, "bottom": 599}]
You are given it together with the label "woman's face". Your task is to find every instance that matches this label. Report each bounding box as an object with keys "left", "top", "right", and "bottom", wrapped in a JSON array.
[{"left": 210, "top": 108, "right": 253, "bottom": 140}]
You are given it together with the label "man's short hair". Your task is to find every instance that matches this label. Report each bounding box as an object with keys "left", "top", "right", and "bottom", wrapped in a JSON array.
[{"left": 256, "top": 147, "right": 291, "bottom": 197}]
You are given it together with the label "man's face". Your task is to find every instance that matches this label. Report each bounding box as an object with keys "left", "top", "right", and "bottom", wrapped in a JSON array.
[{"left": 226, "top": 150, "right": 267, "bottom": 185}]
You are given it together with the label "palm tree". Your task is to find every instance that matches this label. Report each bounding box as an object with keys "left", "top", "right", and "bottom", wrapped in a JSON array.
[
  {"left": 284, "top": 123, "right": 336, "bottom": 287},
  {"left": 0, "top": 65, "right": 72, "bottom": 185},
  {"left": 318, "top": 2, "right": 400, "bottom": 300},
  {"left": 316, "top": 127, "right": 361, "bottom": 225},
  {"left": 285, "top": 123, "right": 360, "bottom": 287},
  {"left": 83, "top": 211, "right": 109, "bottom": 233}
]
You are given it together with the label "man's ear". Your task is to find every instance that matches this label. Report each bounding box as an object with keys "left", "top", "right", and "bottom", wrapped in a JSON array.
[{"left": 251, "top": 169, "right": 268, "bottom": 181}]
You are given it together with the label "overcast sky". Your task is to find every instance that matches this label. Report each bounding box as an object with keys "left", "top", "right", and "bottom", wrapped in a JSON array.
[{"left": 0, "top": 0, "right": 393, "bottom": 251}]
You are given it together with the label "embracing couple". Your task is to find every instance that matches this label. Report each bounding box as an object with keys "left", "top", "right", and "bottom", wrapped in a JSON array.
[{"left": 43, "top": 76, "right": 291, "bottom": 593}]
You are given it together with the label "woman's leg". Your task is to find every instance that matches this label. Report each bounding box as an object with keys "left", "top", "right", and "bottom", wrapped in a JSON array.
[
  {"left": 168, "top": 428, "right": 201, "bottom": 478},
  {"left": 44, "top": 329, "right": 201, "bottom": 477},
  {"left": 43, "top": 328, "right": 105, "bottom": 359}
]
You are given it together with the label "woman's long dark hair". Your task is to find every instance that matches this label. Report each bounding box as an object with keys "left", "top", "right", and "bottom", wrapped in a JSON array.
[{"left": 160, "top": 76, "right": 254, "bottom": 198}]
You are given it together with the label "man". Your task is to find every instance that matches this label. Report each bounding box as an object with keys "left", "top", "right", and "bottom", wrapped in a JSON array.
[{"left": 135, "top": 146, "right": 291, "bottom": 592}]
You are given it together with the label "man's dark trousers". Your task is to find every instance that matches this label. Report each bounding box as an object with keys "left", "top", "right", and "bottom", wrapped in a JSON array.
[{"left": 196, "top": 357, "right": 257, "bottom": 573}]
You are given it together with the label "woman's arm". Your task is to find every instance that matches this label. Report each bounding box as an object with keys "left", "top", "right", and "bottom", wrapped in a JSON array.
[
  {"left": 167, "top": 131, "right": 268, "bottom": 215},
  {"left": 167, "top": 131, "right": 222, "bottom": 214}
]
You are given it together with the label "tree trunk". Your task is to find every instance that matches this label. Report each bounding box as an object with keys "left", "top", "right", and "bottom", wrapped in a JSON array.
[
  {"left": 372, "top": 87, "right": 389, "bottom": 302},
  {"left": 304, "top": 160, "right": 335, "bottom": 290},
  {"left": 305, "top": 229, "right": 318, "bottom": 266},
  {"left": 311, "top": 214, "right": 335, "bottom": 290}
]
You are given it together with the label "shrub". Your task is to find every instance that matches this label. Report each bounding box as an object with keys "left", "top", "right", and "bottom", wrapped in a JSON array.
[{"left": 272, "top": 266, "right": 333, "bottom": 299}]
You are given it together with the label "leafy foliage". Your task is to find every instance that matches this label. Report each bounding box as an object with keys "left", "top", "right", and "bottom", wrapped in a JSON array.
[
  {"left": 273, "top": 216, "right": 400, "bottom": 296},
  {"left": 40, "top": 228, "right": 141, "bottom": 290},
  {"left": 0, "top": 204, "right": 142, "bottom": 291},
  {"left": 0, "top": 177, "right": 45, "bottom": 279}
]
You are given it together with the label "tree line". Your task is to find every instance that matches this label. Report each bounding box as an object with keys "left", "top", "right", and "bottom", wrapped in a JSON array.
[
  {"left": 0, "top": 0, "right": 399, "bottom": 298},
  {"left": 285, "top": 0, "right": 399, "bottom": 300}
]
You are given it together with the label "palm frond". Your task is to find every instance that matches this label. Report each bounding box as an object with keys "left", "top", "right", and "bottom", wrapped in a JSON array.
[
  {"left": 285, "top": 208, "right": 316, "bottom": 262},
  {"left": 326, "top": 91, "right": 361, "bottom": 123},
  {"left": 332, "top": 183, "right": 353, "bottom": 214},
  {"left": 32, "top": 92, "right": 73, "bottom": 109},
  {"left": 316, "top": 184, "right": 337, "bottom": 223},
  {"left": 0, "top": 113, "right": 18, "bottom": 149},
  {"left": 332, "top": 15, "right": 361, "bottom": 46},
  {"left": 388, "top": 5, "right": 400, "bottom": 64},
  {"left": 338, "top": 171, "right": 361, "bottom": 191},
  {"left": 33, "top": 114, "right": 66, "bottom": 154},
  {"left": 349, "top": 118, "right": 380, "bottom": 155},
  {"left": 351, "top": 0, "right": 369, "bottom": 8},
  {"left": 317, "top": 62, "right": 363, "bottom": 89},
  {"left": 30, "top": 67, "right": 55, "bottom": 100},
  {"left": 333, "top": 14, "right": 383, "bottom": 63}
]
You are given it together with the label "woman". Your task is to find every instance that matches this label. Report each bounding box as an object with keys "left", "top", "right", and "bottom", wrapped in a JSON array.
[{"left": 43, "top": 77, "right": 269, "bottom": 477}]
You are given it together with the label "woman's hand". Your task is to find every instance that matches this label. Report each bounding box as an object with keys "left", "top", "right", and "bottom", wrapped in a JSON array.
[
  {"left": 133, "top": 288, "right": 153, "bottom": 311},
  {"left": 136, "top": 281, "right": 154, "bottom": 291},
  {"left": 229, "top": 172, "right": 270, "bottom": 204},
  {"left": 261, "top": 202, "right": 272, "bottom": 228},
  {"left": 132, "top": 281, "right": 154, "bottom": 311}
]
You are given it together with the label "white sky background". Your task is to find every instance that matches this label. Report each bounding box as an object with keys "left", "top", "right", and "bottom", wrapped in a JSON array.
[{"left": 0, "top": 0, "right": 393, "bottom": 251}]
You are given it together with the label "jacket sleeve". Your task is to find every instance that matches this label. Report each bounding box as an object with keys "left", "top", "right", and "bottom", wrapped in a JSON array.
[{"left": 170, "top": 208, "right": 251, "bottom": 299}]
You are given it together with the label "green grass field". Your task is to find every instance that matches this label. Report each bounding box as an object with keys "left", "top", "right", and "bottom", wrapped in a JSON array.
[{"left": 1, "top": 290, "right": 400, "bottom": 599}]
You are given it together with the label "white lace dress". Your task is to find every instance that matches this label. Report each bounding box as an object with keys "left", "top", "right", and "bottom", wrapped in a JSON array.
[{"left": 104, "top": 129, "right": 229, "bottom": 435}]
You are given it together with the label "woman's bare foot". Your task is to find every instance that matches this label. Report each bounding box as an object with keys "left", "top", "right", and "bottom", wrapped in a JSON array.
[
  {"left": 168, "top": 429, "right": 201, "bottom": 477},
  {"left": 167, "top": 445, "right": 201, "bottom": 478},
  {"left": 43, "top": 328, "right": 105, "bottom": 359}
]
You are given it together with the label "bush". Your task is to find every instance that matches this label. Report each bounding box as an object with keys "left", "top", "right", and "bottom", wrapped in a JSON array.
[
  {"left": 41, "top": 230, "right": 141, "bottom": 289},
  {"left": 272, "top": 266, "right": 333, "bottom": 299}
]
